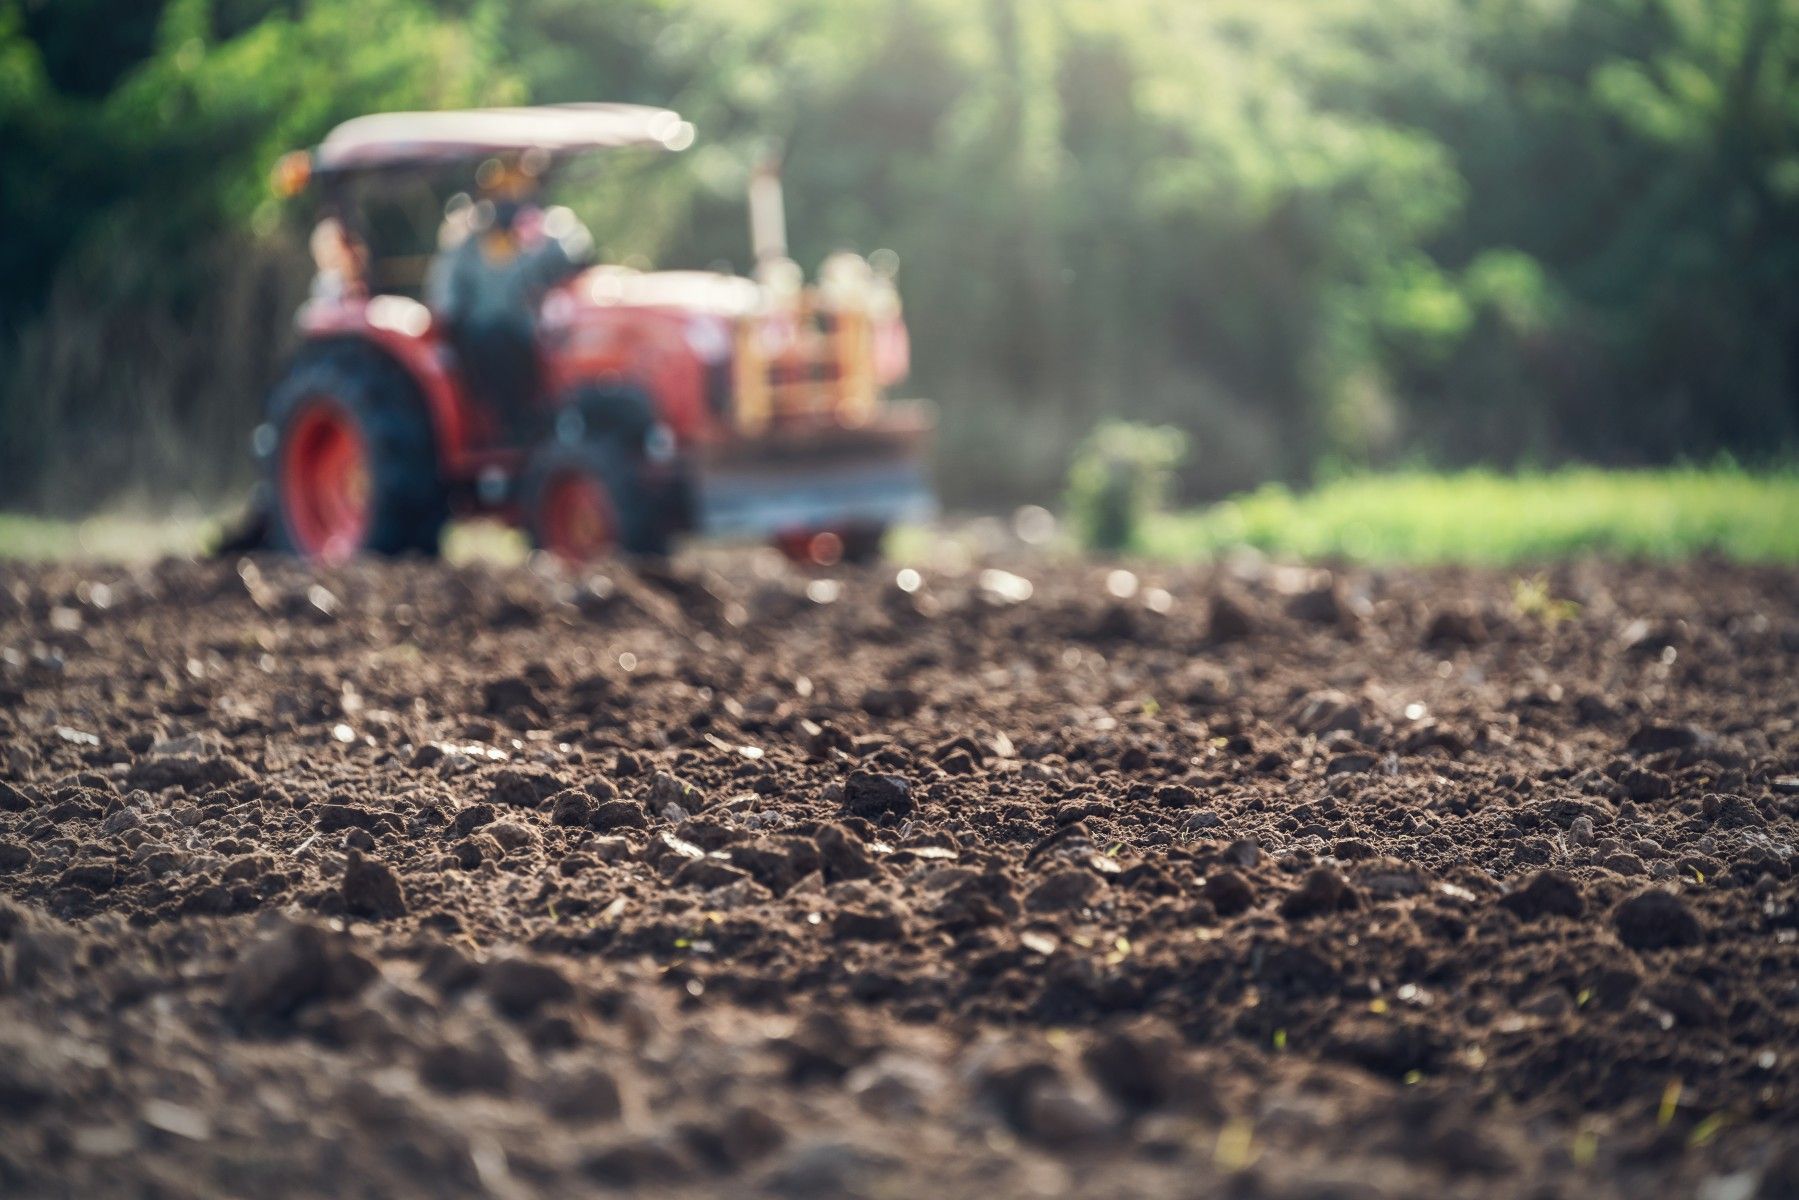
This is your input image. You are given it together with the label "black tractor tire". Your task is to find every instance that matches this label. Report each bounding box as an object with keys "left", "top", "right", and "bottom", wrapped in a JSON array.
[
  {"left": 551, "top": 381, "right": 659, "bottom": 451},
  {"left": 839, "top": 523, "right": 889, "bottom": 565},
  {"left": 262, "top": 341, "right": 447, "bottom": 559},
  {"left": 521, "top": 435, "right": 671, "bottom": 561}
]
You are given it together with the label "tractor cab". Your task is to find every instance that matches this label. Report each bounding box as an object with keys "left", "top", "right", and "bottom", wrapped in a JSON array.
[{"left": 259, "top": 103, "right": 934, "bottom": 564}]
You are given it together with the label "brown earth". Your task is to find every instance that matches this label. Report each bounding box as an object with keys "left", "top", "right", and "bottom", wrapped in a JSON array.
[{"left": 1, "top": 549, "right": 1797, "bottom": 1198}]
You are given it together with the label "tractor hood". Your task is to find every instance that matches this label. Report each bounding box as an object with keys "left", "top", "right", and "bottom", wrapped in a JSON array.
[{"left": 570, "top": 266, "right": 763, "bottom": 319}]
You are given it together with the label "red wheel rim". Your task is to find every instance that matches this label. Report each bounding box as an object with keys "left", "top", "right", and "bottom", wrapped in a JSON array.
[
  {"left": 775, "top": 529, "right": 844, "bottom": 566},
  {"left": 539, "top": 471, "right": 617, "bottom": 563},
  {"left": 281, "top": 401, "right": 370, "bottom": 563}
]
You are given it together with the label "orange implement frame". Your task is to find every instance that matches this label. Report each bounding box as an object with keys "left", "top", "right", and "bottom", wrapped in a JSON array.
[{"left": 732, "top": 291, "right": 881, "bottom": 436}]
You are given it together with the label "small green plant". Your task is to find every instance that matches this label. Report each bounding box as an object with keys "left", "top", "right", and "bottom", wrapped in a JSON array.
[
  {"left": 1064, "top": 421, "right": 1189, "bottom": 552},
  {"left": 1511, "top": 573, "right": 1581, "bottom": 624}
]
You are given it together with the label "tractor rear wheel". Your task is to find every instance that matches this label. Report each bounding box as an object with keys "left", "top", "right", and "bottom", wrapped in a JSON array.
[
  {"left": 265, "top": 343, "right": 446, "bottom": 562},
  {"left": 523, "top": 438, "right": 668, "bottom": 563}
]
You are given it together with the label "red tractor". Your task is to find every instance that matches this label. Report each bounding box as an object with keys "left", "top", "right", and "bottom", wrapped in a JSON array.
[{"left": 253, "top": 103, "right": 933, "bottom": 565}]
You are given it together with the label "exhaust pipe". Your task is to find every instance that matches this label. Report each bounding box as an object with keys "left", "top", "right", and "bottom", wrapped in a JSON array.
[{"left": 749, "top": 148, "right": 788, "bottom": 272}]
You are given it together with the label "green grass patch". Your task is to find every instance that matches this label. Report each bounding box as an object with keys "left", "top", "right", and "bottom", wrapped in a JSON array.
[
  {"left": 0, "top": 512, "right": 221, "bottom": 562},
  {"left": 0, "top": 512, "right": 535, "bottom": 565},
  {"left": 1143, "top": 467, "right": 1799, "bottom": 564}
]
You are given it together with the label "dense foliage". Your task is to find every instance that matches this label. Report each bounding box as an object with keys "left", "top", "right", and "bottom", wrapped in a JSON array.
[{"left": 4, "top": 0, "right": 1797, "bottom": 509}]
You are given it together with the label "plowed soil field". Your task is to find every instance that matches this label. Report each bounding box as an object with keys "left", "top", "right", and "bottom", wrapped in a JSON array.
[{"left": 2, "top": 550, "right": 1796, "bottom": 1198}]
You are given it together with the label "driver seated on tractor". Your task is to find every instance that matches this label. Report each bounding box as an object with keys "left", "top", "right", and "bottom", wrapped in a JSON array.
[
  {"left": 425, "top": 151, "right": 594, "bottom": 434},
  {"left": 307, "top": 216, "right": 369, "bottom": 302}
]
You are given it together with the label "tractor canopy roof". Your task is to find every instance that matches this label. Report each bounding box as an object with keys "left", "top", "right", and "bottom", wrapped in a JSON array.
[{"left": 313, "top": 103, "right": 693, "bottom": 175}]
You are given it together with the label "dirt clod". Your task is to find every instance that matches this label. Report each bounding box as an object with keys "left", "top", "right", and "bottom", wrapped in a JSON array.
[
  {"left": 1280, "top": 866, "right": 1360, "bottom": 919},
  {"left": 1612, "top": 888, "right": 1705, "bottom": 950},
  {"left": 1499, "top": 869, "right": 1585, "bottom": 920},
  {"left": 484, "top": 953, "right": 575, "bottom": 1017},
  {"left": 1206, "top": 593, "right": 1257, "bottom": 642},
  {"left": 341, "top": 848, "right": 406, "bottom": 919},
  {"left": 223, "top": 918, "right": 374, "bottom": 1023},
  {"left": 841, "top": 770, "right": 913, "bottom": 821}
]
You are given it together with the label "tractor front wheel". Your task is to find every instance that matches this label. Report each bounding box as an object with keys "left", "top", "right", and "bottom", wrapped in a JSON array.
[
  {"left": 265, "top": 344, "right": 446, "bottom": 562},
  {"left": 773, "top": 523, "right": 887, "bottom": 567},
  {"left": 522, "top": 439, "right": 668, "bottom": 564}
]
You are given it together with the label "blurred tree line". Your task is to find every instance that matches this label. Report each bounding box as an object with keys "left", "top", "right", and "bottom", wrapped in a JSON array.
[{"left": 2, "top": 0, "right": 1796, "bottom": 511}]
